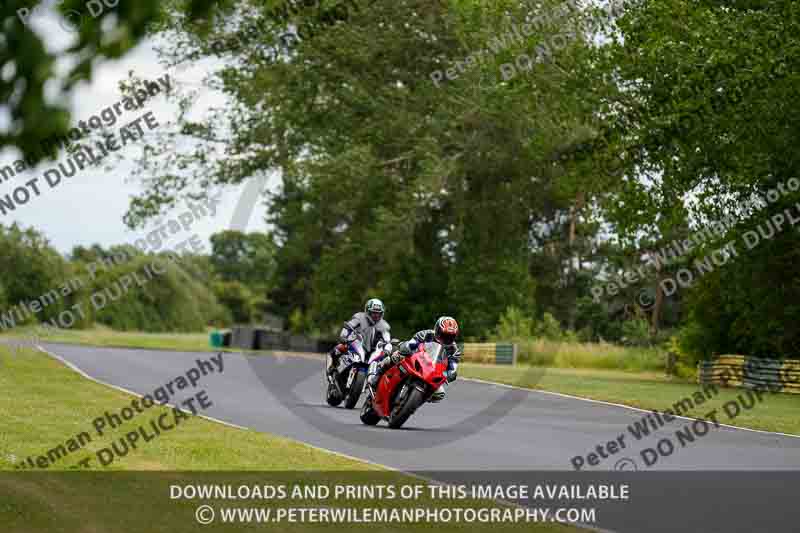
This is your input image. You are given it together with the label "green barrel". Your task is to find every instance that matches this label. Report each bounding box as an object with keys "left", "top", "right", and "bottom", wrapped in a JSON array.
[{"left": 209, "top": 331, "right": 223, "bottom": 348}]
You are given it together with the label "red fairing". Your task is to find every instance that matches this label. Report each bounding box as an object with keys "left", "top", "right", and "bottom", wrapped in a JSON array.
[{"left": 371, "top": 342, "right": 448, "bottom": 418}]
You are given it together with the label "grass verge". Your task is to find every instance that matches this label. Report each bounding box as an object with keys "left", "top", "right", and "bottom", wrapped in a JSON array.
[
  {"left": 513, "top": 338, "right": 666, "bottom": 372},
  {"left": 0, "top": 324, "right": 213, "bottom": 353}
]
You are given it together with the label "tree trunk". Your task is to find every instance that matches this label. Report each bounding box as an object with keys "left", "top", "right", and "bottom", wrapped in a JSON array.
[{"left": 650, "top": 264, "right": 665, "bottom": 336}]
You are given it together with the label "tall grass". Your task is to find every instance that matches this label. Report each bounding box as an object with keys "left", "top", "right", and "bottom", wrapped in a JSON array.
[{"left": 514, "top": 338, "right": 666, "bottom": 372}]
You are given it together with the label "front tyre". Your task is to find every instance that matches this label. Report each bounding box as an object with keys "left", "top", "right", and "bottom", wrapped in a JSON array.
[
  {"left": 360, "top": 398, "right": 381, "bottom": 425},
  {"left": 388, "top": 385, "right": 425, "bottom": 429},
  {"left": 344, "top": 370, "right": 366, "bottom": 409},
  {"left": 324, "top": 366, "right": 343, "bottom": 407}
]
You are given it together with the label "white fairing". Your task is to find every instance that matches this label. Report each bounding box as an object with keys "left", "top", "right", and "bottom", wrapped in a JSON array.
[
  {"left": 368, "top": 344, "right": 389, "bottom": 364},
  {"left": 344, "top": 339, "right": 366, "bottom": 364}
]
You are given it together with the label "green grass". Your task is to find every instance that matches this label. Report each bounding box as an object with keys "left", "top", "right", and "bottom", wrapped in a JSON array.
[
  {"left": 461, "top": 363, "right": 800, "bottom": 435},
  {"left": 1, "top": 324, "right": 214, "bottom": 353},
  {"left": 0, "top": 346, "right": 370, "bottom": 471},
  {"left": 513, "top": 338, "right": 666, "bottom": 372},
  {"left": 0, "top": 347, "right": 575, "bottom": 533}
]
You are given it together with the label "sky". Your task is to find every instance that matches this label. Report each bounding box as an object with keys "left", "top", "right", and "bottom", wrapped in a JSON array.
[{"left": 0, "top": 4, "right": 274, "bottom": 254}]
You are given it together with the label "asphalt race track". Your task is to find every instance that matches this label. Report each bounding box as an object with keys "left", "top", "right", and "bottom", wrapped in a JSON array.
[{"left": 40, "top": 343, "right": 800, "bottom": 532}]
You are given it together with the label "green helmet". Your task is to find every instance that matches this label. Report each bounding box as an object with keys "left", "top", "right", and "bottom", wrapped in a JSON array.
[{"left": 364, "top": 298, "right": 385, "bottom": 324}]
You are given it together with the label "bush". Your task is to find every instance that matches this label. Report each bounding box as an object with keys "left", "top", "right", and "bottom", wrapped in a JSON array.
[
  {"left": 620, "top": 319, "right": 651, "bottom": 346},
  {"left": 535, "top": 312, "right": 563, "bottom": 340},
  {"left": 513, "top": 337, "right": 666, "bottom": 372},
  {"left": 288, "top": 308, "right": 315, "bottom": 335},
  {"left": 493, "top": 306, "right": 534, "bottom": 340},
  {"left": 212, "top": 281, "right": 254, "bottom": 324},
  {"left": 0, "top": 223, "right": 71, "bottom": 326},
  {"left": 88, "top": 256, "right": 223, "bottom": 332},
  {"left": 574, "top": 296, "right": 624, "bottom": 342}
]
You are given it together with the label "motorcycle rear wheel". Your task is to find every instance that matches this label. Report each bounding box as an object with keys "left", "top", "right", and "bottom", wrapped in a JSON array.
[{"left": 388, "top": 385, "right": 425, "bottom": 429}]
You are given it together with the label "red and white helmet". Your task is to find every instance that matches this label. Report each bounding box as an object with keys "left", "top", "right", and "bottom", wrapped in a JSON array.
[{"left": 434, "top": 316, "right": 459, "bottom": 345}]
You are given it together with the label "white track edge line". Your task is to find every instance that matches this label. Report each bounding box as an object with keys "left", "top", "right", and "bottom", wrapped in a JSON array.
[
  {"left": 37, "top": 345, "right": 248, "bottom": 431},
  {"left": 463, "top": 376, "right": 800, "bottom": 439}
]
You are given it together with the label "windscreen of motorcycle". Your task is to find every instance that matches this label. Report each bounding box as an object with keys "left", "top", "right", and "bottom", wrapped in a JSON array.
[{"left": 421, "top": 342, "right": 445, "bottom": 365}]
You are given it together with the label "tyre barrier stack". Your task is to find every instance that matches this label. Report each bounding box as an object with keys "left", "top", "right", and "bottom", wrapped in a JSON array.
[
  {"left": 460, "top": 343, "right": 518, "bottom": 365},
  {"left": 698, "top": 355, "right": 800, "bottom": 395},
  {"left": 214, "top": 328, "right": 518, "bottom": 365},
  {"left": 215, "top": 326, "right": 336, "bottom": 353}
]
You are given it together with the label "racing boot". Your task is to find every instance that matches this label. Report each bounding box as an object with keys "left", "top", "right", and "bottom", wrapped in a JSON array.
[{"left": 326, "top": 344, "right": 346, "bottom": 377}]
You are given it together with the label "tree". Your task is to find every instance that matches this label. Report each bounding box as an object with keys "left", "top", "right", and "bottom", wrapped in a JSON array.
[
  {"left": 598, "top": 0, "right": 800, "bottom": 357},
  {"left": 209, "top": 230, "right": 275, "bottom": 287},
  {"left": 124, "top": 0, "right": 619, "bottom": 336},
  {"left": 0, "top": 0, "right": 219, "bottom": 163},
  {"left": 0, "top": 223, "right": 72, "bottom": 325}
]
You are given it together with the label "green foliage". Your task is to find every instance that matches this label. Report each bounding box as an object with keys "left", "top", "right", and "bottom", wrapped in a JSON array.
[
  {"left": 210, "top": 231, "right": 276, "bottom": 287},
  {"left": 493, "top": 306, "right": 534, "bottom": 340},
  {"left": 574, "top": 297, "right": 621, "bottom": 342},
  {"left": 620, "top": 319, "right": 651, "bottom": 347},
  {"left": 535, "top": 312, "right": 563, "bottom": 341},
  {"left": 0, "top": 224, "right": 71, "bottom": 325},
  {"left": 288, "top": 307, "right": 315, "bottom": 335},
  {"left": 87, "top": 256, "right": 223, "bottom": 332},
  {"left": 512, "top": 337, "right": 666, "bottom": 372},
  {"left": 212, "top": 281, "right": 254, "bottom": 324},
  {"left": 0, "top": 0, "right": 219, "bottom": 164},
  {"left": 122, "top": 0, "right": 613, "bottom": 338},
  {"left": 38, "top": 0, "right": 796, "bottom": 359}
]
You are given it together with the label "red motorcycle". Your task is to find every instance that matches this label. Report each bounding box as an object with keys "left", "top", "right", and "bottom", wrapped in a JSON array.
[{"left": 360, "top": 341, "right": 448, "bottom": 429}]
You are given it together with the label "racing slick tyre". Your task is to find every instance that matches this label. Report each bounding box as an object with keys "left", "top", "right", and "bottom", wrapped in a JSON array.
[
  {"left": 344, "top": 370, "right": 366, "bottom": 409},
  {"left": 360, "top": 398, "right": 381, "bottom": 425},
  {"left": 324, "top": 369, "right": 343, "bottom": 407},
  {"left": 388, "top": 385, "right": 425, "bottom": 429}
]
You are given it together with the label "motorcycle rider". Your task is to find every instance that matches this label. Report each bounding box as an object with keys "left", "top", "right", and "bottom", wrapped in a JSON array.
[
  {"left": 326, "top": 298, "right": 392, "bottom": 376},
  {"left": 367, "top": 316, "right": 461, "bottom": 403}
]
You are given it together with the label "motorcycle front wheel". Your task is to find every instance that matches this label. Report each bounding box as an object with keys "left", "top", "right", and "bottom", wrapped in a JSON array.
[
  {"left": 343, "top": 370, "right": 366, "bottom": 409},
  {"left": 360, "top": 398, "right": 381, "bottom": 425},
  {"left": 388, "top": 385, "right": 425, "bottom": 429},
  {"left": 324, "top": 363, "right": 343, "bottom": 407}
]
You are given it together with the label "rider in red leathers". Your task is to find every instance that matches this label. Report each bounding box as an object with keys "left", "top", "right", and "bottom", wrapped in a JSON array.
[{"left": 367, "top": 316, "right": 461, "bottom": 402}]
